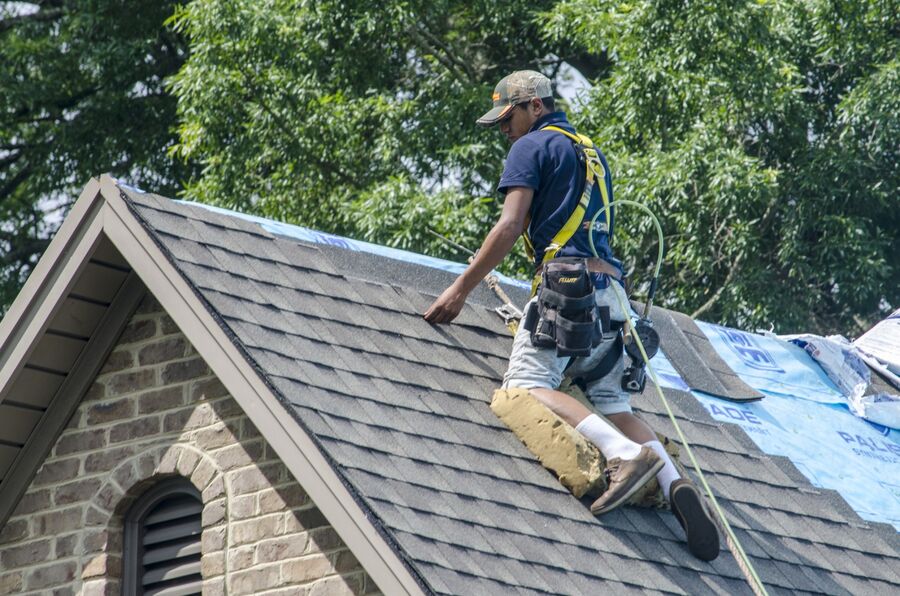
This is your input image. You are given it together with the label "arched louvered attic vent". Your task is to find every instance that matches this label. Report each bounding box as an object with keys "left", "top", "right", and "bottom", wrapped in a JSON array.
[{"left": 123, "top": 478, "right": 203, "bottom": 596}]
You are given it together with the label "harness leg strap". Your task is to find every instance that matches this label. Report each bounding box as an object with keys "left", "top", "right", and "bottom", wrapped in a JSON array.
[{"left": 569, "top": 327, "right": 624, "bottom": 393}]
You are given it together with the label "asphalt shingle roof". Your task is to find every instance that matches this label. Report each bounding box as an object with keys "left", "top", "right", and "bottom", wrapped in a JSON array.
[{"left": 122, "top": 186, "right": 900, "bottom": 595}]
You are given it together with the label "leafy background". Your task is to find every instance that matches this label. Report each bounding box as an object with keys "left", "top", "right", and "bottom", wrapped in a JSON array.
[{"left": 1, "top": 0, "right": 897, "bottom": 335}]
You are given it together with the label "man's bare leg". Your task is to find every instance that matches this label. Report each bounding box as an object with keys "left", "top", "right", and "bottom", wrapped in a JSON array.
[
  {"left": 526, "top": 396, "right": 679, "bottom": 501},
  {"left": 529, "top": 387, "right": 594, "bottom": 427},
  {"left": 529, "top": 387, "right": 652, "bottom": 469},
  {"left": 607, "top": 412, "right": 656, "bottom": 444},
  {"left": 527, "top": 386, "right": 662, "bottom": 514},
  {"left": 609, "top": 409, "right": 720, "bottom": 560}
]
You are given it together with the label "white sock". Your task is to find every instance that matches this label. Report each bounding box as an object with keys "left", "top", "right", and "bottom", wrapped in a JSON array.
[
  {"left": 644, "top": 440, "right": 681, "bottom": 500},
  {"left": 576, "top": 414, "right": 643, "bottom": 461}
]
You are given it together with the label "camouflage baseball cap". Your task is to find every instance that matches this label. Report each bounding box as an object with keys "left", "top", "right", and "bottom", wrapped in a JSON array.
[{"left": 476, "top": 70, "right": 553, "bottom": 127}]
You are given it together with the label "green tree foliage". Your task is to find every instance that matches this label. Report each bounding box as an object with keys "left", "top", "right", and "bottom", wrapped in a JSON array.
[
  {"left": 544, "top": 0, "right": 899, "bottom": 333},
  {"left": 3, "top": 1, "right": 895, "bottom": 335},
  {"left": 167, "top": 0, "right": 595, "bottom": 276},
  {"left": 172, "top": 0, "right": 897, "bottom": 334},
  {"left": 0, "top": 0, "right": 194, "bottom": 314}
]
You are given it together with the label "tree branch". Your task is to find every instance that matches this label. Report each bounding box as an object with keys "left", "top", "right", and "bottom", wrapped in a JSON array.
[
  {"left": 0, "top": 163, "right": 33, "bottom": 202},
  {"left": 235, "top": 65, "right": 357, "bottom": 189},
  {"left": 690, "top": 250, "right": 744, "bottom": 319},
  {"left": 406, "top": 21, "right": 476, "bottom": 83},
  {"left": 406, "top": 26, "right": 465, "bottom": 83},
  {"left": 0, "top": 235, "right": 48, "bottom": 265},
  {"left": 691, "top": 190, "right": 782, "bottom": 319},
  {"left": 0, "top": 149, "right": 22, "bottom": 168},
  {"left": 0, "top": 7, "right": 63, "bottom": 34},
  {"left": 13, "top": 85, "right": 99, "bottom": 120}
]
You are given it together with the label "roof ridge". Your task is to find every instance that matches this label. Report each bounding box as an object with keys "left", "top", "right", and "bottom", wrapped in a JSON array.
[{"left": 147, "top": 194, "right": 534, "bottom": 289}]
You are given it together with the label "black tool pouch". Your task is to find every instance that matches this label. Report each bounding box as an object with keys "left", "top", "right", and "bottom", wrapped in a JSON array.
[{"left": 525, "top": 258, "right": 602, "bottom": 357}]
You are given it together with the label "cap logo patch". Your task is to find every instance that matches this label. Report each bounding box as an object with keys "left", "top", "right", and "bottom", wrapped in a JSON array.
[{"left": 492, "top": 92, "right": 501, "bottom": 101}]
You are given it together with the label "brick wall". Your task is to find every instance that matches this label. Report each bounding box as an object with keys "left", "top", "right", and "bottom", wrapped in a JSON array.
[{"left": 0, "top": 295, "right": 380, "bottom": 596}]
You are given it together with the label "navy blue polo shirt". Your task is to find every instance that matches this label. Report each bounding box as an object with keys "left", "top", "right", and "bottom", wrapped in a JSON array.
[{"left": 498, "top": 112, "right": 621, "bottom": 277}]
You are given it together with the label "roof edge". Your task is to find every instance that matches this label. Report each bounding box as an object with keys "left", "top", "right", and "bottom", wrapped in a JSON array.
[
  {"left": 0, "top": 273, "right": 145, "bottom": 527},
  {"left": 0, "top": 178, "right": 104, "bottom": 391},
  {"left": 178, "top": 198, "right": 531, "bottom": 291},
  {"left": 100, "top": 176, "right": 427, "bottom": 595}
]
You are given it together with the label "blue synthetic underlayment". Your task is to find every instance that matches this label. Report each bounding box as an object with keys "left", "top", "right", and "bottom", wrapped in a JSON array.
[
  {"left": 692, "top": 391, "right": 900, "bottom": 531},
  {"left": 689, "top": 323, "right": 900, "bottom": 531},
  {"left": 646, "top": 349, "right": 691, "bottom": 392},
  {"left": 698, "top": 321, "right": 846, "bottom": 404},
  {"left": 176, "top": 195, "right": 900, "bottom": 531}
]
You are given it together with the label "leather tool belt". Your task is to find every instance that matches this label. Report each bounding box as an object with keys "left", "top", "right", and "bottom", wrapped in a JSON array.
[{"left": 522, "top": 258, "right": 610, "bottom": 357}]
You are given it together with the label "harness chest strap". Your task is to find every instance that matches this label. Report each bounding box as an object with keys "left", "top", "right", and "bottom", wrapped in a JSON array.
[{"left": 526, "top": 126, "right": 614, "bottom": 295}]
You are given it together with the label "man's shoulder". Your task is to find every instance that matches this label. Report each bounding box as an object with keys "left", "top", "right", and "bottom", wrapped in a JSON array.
[
  {"left": 505, "top": 133, "right": 544, "bottom": 162},
  {"left": 511, "top": 127, "right": 573, "bottom": 155},
  {"left": 516, "top": 128, "right": 579, "bottom": 166}
]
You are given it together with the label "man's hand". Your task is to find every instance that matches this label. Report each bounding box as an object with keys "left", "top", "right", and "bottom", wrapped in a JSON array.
[
  {"left": 422, "top": 187, "right": 533, "bottom": 325},
  {"left": 423, "top": 280, "right": 467, "bottom": 324}
]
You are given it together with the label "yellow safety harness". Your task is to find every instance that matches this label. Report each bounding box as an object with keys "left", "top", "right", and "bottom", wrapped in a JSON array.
[
  {"left": 525, "top": 126, "right": 614, "bottom": 296},
  {"left": 518, "top": 126, "right": 769, "bottom": 594}
]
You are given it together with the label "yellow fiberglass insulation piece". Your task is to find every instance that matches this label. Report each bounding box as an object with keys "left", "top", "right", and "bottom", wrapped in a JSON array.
[
  {"left": 491, "top": 387, "right": 606, "bottom": 498},
  {"left": 491, "top": 386, "right": 679, "bottom": 509}
]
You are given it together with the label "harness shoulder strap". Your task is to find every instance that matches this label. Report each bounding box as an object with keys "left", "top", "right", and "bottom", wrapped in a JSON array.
[
  {"left": 543, "top": 126, "right": 613, "bottom": 239},
  {"left": 526, "top": 125, "right": 614, "bottom": 295}
]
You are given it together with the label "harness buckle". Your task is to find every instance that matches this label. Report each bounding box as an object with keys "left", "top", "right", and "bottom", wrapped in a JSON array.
[
  {"left": 621, "top": 319, "right": 660, "bottom": 393},
  {"left": 495, "top": 303, "right": 523, "bottom": 326}
]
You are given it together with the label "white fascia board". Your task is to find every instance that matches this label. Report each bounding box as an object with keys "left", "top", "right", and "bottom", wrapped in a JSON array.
[
  {"left": 0, "top": 180, "right": 106, "bottom": 403},
  {"left": 97, "top": 177, "right": 425, "bottom": 596}
]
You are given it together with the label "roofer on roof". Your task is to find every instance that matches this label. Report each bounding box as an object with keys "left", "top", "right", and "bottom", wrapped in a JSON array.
[{"left": 424, "top": 70, "right": 719, "bottom": 560}]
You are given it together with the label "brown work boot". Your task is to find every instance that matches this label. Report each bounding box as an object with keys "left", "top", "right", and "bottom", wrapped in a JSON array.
[
  {"left": 590, "top": 446, "right": 663, "bottom": 515},
  {"left": 670, "top": 478, "right": 720, "bottom": 561}
]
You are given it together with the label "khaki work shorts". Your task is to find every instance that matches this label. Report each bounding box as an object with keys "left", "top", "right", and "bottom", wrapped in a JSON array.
[{"left": 502, "top": 279, "right": 632, "bottom": 415}]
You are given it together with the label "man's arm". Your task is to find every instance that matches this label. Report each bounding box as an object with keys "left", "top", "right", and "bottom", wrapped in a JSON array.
[{"left": 423, "top": 187, "right": 533, "bottom": 324}]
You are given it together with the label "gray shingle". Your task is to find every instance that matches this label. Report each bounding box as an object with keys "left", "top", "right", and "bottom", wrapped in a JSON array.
[
  {"left": 270, "top": 239, "right": 336, "bottom": 272},
  {"left": 696, "top": 573, "right": 756, "bottom": 596},
  {"left": 831, "top": 572, "right": 882, "bottom": 596},
  {"left": 134, "top": 207, "right": 201, "bottom": 242},
  {"left": 844, "top": 548, "right": 900, "bottom": 583},
  {"left": 124, "top": 191, "right": 900, "bottom": 596},
  {"left": 161, "top": 234, "right": 219, "bottom": 269},
  {"left": 652, "top": 307, "right": 763, "bottom": 402},
  {"left": 657, "top": 533, "right": 714, "bottom": 573},
  {"left": 417, "top": 560, "right": 534, "bottom": 596},
  {"left": 796, "top": 564, "right": 853, "bottom": 596}
]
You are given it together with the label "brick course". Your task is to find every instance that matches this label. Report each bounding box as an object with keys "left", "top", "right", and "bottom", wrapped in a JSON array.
[{"left": 0, "top": 295, "right": 380, "bottom": 595}]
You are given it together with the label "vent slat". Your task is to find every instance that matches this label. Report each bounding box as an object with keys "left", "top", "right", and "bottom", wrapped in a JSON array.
[
  {"left": 143, "top": 578, "right": 203, "bottom": 596},
  {"left": 143, "top": 541, "right": 201, "bottom": 566},
  {"left": 143, "top": 519, "right": 201, "bottom": 547},
  {"left": 142, "top": 560, "right": 201, "bottom": 585},
  {"left": 144, "top": 498, "right": 203, "bottom": 525},
  {"left": 126, "top": 480, "right": 202, "bottom": 596}
]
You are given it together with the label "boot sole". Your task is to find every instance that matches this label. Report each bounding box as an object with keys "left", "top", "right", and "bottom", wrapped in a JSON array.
[
  {"left": 671, "top": 482, "right": 720, "bottom": 561},
  {"left": 591, "top": 457, "right": 664, "bottom": 515}
]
